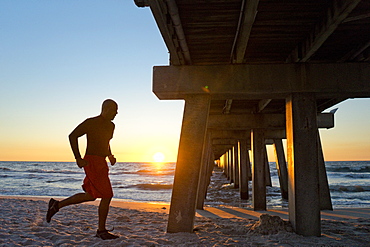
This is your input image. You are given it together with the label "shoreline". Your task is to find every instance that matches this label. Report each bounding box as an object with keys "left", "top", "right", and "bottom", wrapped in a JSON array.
[{"left": 0, "top": 195, "right": 171, "bottom": 214}]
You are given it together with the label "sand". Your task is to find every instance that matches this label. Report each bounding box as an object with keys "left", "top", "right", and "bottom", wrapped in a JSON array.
[{"left": 0, "top": 196, "right": 369, "bottom": 246}]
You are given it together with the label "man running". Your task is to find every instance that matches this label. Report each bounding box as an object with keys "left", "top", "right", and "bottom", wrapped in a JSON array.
[{"left": 46, "top": 99, "right": 119, "bottom": 240}]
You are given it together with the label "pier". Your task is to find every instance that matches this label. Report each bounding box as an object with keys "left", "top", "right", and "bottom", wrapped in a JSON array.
[{"left": 135, "top": 0, "right": 370, "bottom": 236}]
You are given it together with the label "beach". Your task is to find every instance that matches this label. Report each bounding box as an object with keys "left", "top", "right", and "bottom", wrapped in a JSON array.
[
  {"left": 1, "top": 161, "right": 369, "bottom": 246},
  {"left": 0, "top": 196, "right": 369, "bottom": 246}
]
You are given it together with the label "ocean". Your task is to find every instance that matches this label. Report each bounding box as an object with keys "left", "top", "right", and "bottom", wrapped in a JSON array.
[{"left": 0, "top": 161, "right": 369, "bottom": 209}]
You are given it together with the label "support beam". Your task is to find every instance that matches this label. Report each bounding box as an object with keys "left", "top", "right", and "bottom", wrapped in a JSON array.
[
  {"left": 165, "top": 0, "right": 192, "bottom": 64},
  {"left": 340, "top": 40, "right": 370, "bottom": 62},
  {"left": 211, "top": 129, "right": 286, "bottom": 140},
  {"left": 256, "top": 99, "right": 272, "bottom": 113},
  {"left": 317, "top": 132, "right": 333, "bottom": 210},
  {"left": 153, "top": 63, "right": 370, "bottom": 100},
  {"left": 264, "top": 146, "right": 272, "bottom": 187},
  {"left": 212, "top": 145, "right": 235, "bottom": 160},
  {"left": 212, "top": 139, "right": 238, "bottom": 145},
  {"left": 225, "top": 149, "right": 231, "bottom": 181},
  {"left": 273, "top": 139, "right": 288, "bottom": 200},
  {"left": 196, "top": 133, "right": 213, "bottom": 210},
  {"left": 231, "top": 0, "right": 260, "bottom": 63},
  {"left": 287, "top": 1, "right": 361, "bottom": 62},
  {"left": 233, "top": 145, "right": 239, "bottom": 188},
  {"left": 228, "top": 149, "right": 234, "bottom": 184},
  {"left": 208, "top": 113, "right": 334, "bottom": 130},
  {"left": 238, "top": 139, "right": 249, "bottom": 200},
  {"left": 147, "top": 0, "right": 184, "bottom": 65},
  {"left": 286, "top": 93, "right": 320, "bottom": 236},
  {"left": 344, "top": 13, "right": 370, "bottom": 23},
  {"left": 167, "top": 95, "right": 210, "bottom": 233},
  {"left": 212, "top": 139, "right": 275, "bottom": 158},
  {"left": 221, "top": 154, "right": 228, "bottom": 178},
  {"left": 251, "top": 129, "right": 266, "bottom": 211}
]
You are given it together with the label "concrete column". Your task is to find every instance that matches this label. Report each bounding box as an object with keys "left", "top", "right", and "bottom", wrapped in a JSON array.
[
  {"left": 238, "top": 139, "right": 249, "bottom": 200},
  {"left": 196, "top": 133, "right": 213, "bottom": 210},
  {"left": 228, "top": 149, "right": 234, "bottom": 183},
  {"left": 167, "top": 95, "right": 211, "bottom": 233},
  {"left": 317, "top": 132, "right": 333, "bottom": 210},
  {"left": 264, "top": 146, "right": 272, "bottom": 187},
  {"left": 251, "top": 129, "right": 266, "bottom": 211},
  {"left": 224, "top": 151, "right": 228, "bottom": 179},
  {"left": 273, "top": 139, "right": 288, "bottom": 200},
  {"left": 233, "top": 145, "right": 240, "bottom": 189},
  {"left": 221, "top": 154, "right": 227, "bottom": 177},
  {"left": 247, "top": 150, "right": 252, "bottom": 181},
  {"left": 286, "top": 93, "right": 320, "bottom": 236},
  {"left": 224, "top": 152, "right": 228, "bottom": 179}
]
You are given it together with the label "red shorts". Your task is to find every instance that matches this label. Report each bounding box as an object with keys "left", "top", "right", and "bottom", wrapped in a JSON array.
[{"left": 82, "top": 155, "right": 113, "bottom": 199}]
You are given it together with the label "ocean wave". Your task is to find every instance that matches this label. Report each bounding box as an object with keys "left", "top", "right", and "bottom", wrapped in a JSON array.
[
  {"left": 116, "top": 183, "right": 173, "bottom": 191},
  {"left": 110, "top": 169, "right": 175, "bottom": 176},
  {"left": 25, "top": 169, "right": 82, "bottom": 174},
  {"left": 330, "top": 185, "right": 370, "bottom": 192},
  {"left": 0, "top": 167, "right": 11, "bottom": 171},
  {"left": 46, "top": 178, "right": 81, "bottom": 183},
  {"left": 326, "top": 166, "right": 370, "bottom": 173},
  {"left": 344, "top": 173, "right": 370, "bottom": 179}
]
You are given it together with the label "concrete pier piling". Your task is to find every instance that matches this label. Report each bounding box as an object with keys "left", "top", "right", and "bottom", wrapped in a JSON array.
[
  {"left": 196, "top": 133, "right": 213, "bottom": 210},
  {"left": 264, "top": 146, "right": 272, "bottom": 187},
  {"left": 273, "top": 139, "right": 288, "bottom": 200},
  {"left": 317, "top": 132, "right": 333, "bottom": 210},
  {"left": 238, "top": 139, "right": 249, "bottom": 200},
  {"left": 167, "top": 95, "right": 211, "bottom": 233},
  {"left": 286, "top": 93, "right": 321, "bottom": 236},
  {"left": 251, "top": 129, "right": 267, "bottom": 211},
  {"left": 233, "top": 146, "right": 239, "bottom": 189}
]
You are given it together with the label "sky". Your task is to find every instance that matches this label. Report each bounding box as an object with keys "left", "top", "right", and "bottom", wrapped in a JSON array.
[{"left": 0, "top": 0, "right": 369, "bottom": 162}]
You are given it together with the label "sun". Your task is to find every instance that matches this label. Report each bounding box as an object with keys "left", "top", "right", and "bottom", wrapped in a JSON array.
[{"left": 152, "top": 152, "right": 165, "bottom": 163}]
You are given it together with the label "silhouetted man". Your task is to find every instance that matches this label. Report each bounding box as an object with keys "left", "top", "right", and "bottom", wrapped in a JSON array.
[{"left": 46, "top": 99, "right": 119, "bottom": 240}]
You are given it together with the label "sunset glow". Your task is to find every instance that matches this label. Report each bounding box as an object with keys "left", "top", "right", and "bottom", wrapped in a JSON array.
[{"left": 152, "top": 152, "right": 165, "bottom": 163}]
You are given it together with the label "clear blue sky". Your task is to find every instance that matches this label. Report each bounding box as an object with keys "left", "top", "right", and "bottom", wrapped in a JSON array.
[{"left": 0, "top": 0, "right": 369, "bottom": 162}]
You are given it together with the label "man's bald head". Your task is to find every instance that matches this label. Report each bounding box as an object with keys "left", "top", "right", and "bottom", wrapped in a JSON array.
[
  {"left": 102, "top": 99, "right": 117, "bottom": 110},
  {"left": 101, "top": 99, "right": 118, "bottom": 120}
]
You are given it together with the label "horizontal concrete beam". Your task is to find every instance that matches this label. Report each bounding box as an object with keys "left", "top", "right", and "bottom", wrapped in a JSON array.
[
  {"left": 210, "top": 129, "right": 287, "bottom": 139},
  {"left": 153, "top": 63, "right": 370, "bottom": 100},
  {"left": 210, "top": 130, "right": 249, "bottom": 139},
  {"left": 212, "top": 139, "right": 239, "bottom": 145},
  {"left": 213, "top": 146, "right": 239, "bottom": 159},
  {"left": 212, "top": 139, "right": 275, "bottom": 146},
  {"left": 208, "top": 113, "right": 334, "bottom": 130},
  {"left": 212, "top": 139, "right": 275, "bottom": 158}
]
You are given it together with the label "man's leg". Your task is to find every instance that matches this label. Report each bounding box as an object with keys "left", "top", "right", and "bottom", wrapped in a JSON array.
[
  {"left": 59, "top": 192, "right": 96, "bottom": 209},
  {"left": 95, "top": 197, "right": 119, "bottom": 240},
  {"left": 46, "top": 192, "right": 95, "bottom": 223},
  {"left": 98, "top": 197, "right": 111, "bottom": 231}
]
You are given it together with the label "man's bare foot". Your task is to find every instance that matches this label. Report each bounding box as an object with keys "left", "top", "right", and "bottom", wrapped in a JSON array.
[
  {"left": 46, "top": 198, "right": 59, "bottom": 223},
  {"left": 95, "top": 229, "right": 119, "bottom": 240}
]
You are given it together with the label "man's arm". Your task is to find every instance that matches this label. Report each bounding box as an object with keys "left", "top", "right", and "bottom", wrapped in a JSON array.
[
  {"left": 107, "top": 144, "right": 116, "bottom": 166},
  {"left": 69, "top": 120, "right": 88, "bottom": 168}
]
